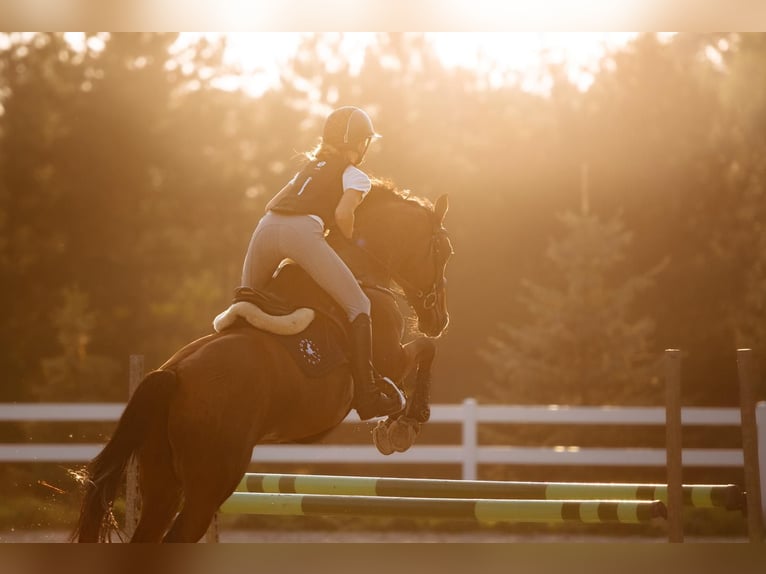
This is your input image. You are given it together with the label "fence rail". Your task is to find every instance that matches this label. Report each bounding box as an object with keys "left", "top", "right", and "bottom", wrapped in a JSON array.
[
  {"left": 1, "top": 400, "right": 762, "bottom": 475},
  {"left": 0, "top": 442, "right": 747, "bottom": 466},
  {"left": 0, "top": 402, "right": 746, "bottom": 424}
]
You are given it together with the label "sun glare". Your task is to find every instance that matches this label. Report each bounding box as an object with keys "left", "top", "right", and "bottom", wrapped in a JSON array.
[
  {"left": 180, "top": 32, "right": 638, "bottom": 96},
  {"left": 427, "top": 32, "right": 637, "bottom": 91},
  {"left": 216, "top": 32, "right": 305, "bottom": 94}
]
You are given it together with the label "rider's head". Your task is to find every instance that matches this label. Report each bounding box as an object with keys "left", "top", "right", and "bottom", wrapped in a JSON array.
[{"left": 320, "top": 106, "right": 381, "bottom": 165}]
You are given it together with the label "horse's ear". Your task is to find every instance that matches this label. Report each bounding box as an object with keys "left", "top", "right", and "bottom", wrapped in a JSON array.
[{"left": 434, "top": 194, "right": 449, "bottom": 226}]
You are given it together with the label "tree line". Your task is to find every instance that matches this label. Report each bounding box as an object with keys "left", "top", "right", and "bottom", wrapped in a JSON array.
[{"left": 1, "top": 32, "right": 765, "bottom": 407}]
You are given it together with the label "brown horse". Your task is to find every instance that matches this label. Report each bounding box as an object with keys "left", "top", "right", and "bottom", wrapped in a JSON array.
[{"left": 72, "top": 181, "right": 452, "bottom": 542}]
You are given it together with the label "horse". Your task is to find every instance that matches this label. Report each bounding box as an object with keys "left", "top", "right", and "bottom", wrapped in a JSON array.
[{"left": 71, "top": 180, "right": 452, "bottom": 542}]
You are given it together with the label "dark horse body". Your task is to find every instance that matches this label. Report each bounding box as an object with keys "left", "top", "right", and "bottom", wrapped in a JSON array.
[{"left": 73, "top": 182, "right": 451, "bottom": 542}]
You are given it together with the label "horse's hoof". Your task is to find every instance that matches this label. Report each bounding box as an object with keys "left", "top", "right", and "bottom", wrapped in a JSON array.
[
  {"left": 388, "top": 417, "right": 421, "bottom": 452},
  {"left": 372, "top": 419, "right": 395, "bottom": 455}
]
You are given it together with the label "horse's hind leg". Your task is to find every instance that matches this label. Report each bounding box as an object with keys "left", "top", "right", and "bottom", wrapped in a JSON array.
[
  {"left": 162, "top": 469, "right": 245, "bottom": 543},
  {"left": 162, "top": 438, "right": 253, "bottom": 542},
  {"left": 130, "top": 434, "right": 182, "bottom": 542},
  {"left": 162, "top": 494, "right": 223, "bottom": 543},
  {"left": 131, "top": 485, "right": 181, "bottom": 542}
]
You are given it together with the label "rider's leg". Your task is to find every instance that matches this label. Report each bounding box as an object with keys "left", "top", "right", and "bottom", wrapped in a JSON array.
[
  {"left": 241, "top": 212, "right": 290, "bottom": 289},
  {"left": 347, "top": 312, "right": 405, "bottom": 420},
  {"left": 280, "top": 215, "right": 404, "bottom": 420}
]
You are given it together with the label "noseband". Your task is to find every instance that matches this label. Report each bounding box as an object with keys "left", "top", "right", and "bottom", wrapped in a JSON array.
[{"left": 393, "top": 228, "right": 450, "bottom": 310}]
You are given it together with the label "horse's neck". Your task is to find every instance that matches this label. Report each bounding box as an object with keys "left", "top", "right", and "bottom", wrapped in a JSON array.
[
  {"left": 355, "top": 202, "right": 414, "bottom": 275},
  {"left": 328, "top": 230, "right": 392, "bottom": 288}
]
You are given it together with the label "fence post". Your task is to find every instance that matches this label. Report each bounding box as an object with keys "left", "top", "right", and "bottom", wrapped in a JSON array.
[
  {"left": 462, "top": 398, "right": 478, "bottom": 480},
  {"left": 664, "top": 349, "right": 684, "bottom": 543},
  {"left": 205, "top": 513, "right": 220, "bottom": 543},
  {"left": 125, "top": 354, "right": 144, "bottom": 539},
  {"left": 736, "top": 349, "right": 764, "bottom": 543},
  {"left": 757, "top": 401, "right": 766, "bottom": 527}
]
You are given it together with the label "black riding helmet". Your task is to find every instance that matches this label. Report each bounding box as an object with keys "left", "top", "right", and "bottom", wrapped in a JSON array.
[{"left": 322, "top": 106, "right": 381, "bottom": 152}]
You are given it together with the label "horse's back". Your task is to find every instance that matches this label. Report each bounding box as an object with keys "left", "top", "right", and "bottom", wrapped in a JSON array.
[{"left": 158, "top": 332, "right": 220, "bottom": 371}]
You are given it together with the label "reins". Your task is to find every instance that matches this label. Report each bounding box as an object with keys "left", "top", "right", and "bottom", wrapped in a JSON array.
[{"left": 352, "top": 225, "right": 449, "bottom": 311}]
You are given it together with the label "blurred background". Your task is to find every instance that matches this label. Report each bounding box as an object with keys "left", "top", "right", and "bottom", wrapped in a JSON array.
[
  {"left": 2, "top": 32, "right": 764, "bottom": 406},
  {"left": 1, "top": 32, "right": 764, "bottom": 536}
]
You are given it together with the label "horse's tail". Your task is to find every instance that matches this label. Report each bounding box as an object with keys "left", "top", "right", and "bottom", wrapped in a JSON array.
[{"left": 71, "top": 369, "right": 177, "bottom": 542}]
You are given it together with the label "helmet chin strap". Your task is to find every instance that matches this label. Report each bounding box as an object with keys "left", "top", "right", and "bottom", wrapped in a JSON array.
[
  {"left": 347, "top": 139, "right": 370, "bottom": 166},
  {"left": 359, "top": 137, "right": 371, "bottom": 158}
]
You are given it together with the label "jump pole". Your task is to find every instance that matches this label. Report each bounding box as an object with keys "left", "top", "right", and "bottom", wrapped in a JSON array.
[
  {"left": 236, "top": 473, "right": 744, "bottom": 510},
  {"left": 220, "top": 492, "right": 666, "bottom": 525}
]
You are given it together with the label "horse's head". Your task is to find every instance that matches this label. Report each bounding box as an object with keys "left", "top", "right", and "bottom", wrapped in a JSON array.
[
  {"left": 355, "top": 183, "right": 453, "bottom": 338},
  {"left": 393, "top": 194, "right": 451, "bottom": 337}
]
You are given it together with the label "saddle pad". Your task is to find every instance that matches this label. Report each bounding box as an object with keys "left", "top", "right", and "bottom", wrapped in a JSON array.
[
  {"left": 218, "top": 286, "right": 349, "bottom": 377},
  {"left": 274, "top": 314, "right": 348, "bottom": 378}
]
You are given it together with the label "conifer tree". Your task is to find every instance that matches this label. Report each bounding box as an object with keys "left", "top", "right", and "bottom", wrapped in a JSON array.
[{"left": 481, "top": 172, "right": 666, "bottom": 404}]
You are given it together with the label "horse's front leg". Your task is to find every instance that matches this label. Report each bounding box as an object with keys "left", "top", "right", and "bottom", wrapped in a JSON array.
[
  {"left": 401, "top": 337, "right": 437, "bottom": 423},
  {"left": 372, "top": 337, "right": 437, "bottom": 455}
]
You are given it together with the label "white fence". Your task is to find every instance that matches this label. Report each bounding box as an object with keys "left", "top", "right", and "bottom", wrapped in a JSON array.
[{"left": 2, "top": 399, "right": 764, "bottom": 505}]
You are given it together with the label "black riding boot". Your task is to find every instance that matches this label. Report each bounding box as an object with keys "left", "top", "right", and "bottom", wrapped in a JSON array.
[{"left": 349, "top": 314, "right": 404, "bottom": 420}]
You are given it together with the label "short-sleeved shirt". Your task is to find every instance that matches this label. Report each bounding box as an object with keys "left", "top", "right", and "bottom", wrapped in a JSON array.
[{"left": 270, "top": 157, "right": 371, "bottom": 228}]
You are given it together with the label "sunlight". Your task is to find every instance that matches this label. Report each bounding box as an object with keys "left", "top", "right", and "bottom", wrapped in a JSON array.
[
  {"left": 427, "top": 32, "right": 638, "bottom": 91},
  {"left": 217, "top": 32, "right": 378, "bottom": 91},
  {"left": 216, "top": 32, "right": 305, "bottom": 95},
  {"left": 221, "top": 32, "right": 305, "bottom": 73},
  {"left": 178, "top": 32, "right": 639, "bottom": 96}
]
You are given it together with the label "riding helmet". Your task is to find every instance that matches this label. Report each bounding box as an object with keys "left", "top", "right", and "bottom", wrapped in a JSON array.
[{"left": 322, "top": 106, "right": 381, "bottom": 150}]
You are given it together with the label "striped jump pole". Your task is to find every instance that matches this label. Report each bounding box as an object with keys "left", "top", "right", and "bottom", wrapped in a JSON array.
[
  {"left": 237, "top": 472, "right": 744, "bottom": 511},
  {"left": 221, "top": 492, "right": 666, "bottom": 525}
]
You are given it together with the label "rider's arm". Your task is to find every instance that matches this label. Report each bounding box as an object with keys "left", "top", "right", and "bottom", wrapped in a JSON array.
[
  {"left": 334, "top": 188, "right": 364, "bottom": 239},
  {"left": 335, "top": 165, "right": 371, "bottom": 239}
]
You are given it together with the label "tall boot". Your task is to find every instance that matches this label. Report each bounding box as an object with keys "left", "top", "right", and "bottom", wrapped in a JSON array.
[{"left": 349, "top": 313, "right": 405, "bottom": 420}]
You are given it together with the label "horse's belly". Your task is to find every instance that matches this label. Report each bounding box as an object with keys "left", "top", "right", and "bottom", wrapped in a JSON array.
[{"left": 262, "top": 372, "right": 354, "bottom": 441}]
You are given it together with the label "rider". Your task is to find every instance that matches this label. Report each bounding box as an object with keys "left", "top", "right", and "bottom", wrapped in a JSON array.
[{"left": 240, "top": 106, "right": 404, "bottom": 421}]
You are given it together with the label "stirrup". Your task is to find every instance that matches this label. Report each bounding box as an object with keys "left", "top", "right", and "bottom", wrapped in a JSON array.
[
  {"left": 355, "top": 377, "right": 405, "bottom": 420},
  {"left": 376, "top": 376, "right": 406, "bottom": 409}
]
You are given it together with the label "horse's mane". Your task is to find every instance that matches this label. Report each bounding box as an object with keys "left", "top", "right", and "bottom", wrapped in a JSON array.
[{"left": 363, "top": 177, "right": 434, "bottom": 212}]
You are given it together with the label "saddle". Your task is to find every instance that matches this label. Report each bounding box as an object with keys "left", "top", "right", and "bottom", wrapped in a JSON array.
[{"left": 214, "top": 265, "right": 351, "bottom": 378}]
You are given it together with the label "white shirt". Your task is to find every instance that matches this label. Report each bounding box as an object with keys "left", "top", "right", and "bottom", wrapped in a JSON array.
[
  {"left": 305, "top": 165, "right": 371, "bottom": 229},
  {"left": 342, "top": 165, "right": 372, "bottom": 195}
]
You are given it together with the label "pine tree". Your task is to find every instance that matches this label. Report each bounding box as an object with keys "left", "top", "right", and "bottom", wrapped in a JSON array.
[
  {"left": 481, "top": 177, "right": 666, "bottom": 405},
  {"left": 719, "top": 36, "right": 766, "bottom": 362}
]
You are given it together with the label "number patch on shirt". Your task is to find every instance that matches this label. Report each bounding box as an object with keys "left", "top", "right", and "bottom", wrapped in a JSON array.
[{"left": 296, "top": 176, "right": 313, "bottom": 196}]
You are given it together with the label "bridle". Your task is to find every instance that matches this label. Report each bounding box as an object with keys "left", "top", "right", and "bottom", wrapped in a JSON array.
[
  {"left": 392, "top": 227, "right": 450, "bottom": 310},
  {"left": 355, "top": 225, "right": 451, "bottom": 312}
]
